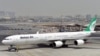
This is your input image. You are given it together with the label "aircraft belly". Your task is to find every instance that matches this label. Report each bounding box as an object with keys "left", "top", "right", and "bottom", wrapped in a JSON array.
[
  {"left": 12, "top": 39, "right": 27, "bottom": 45},
  {"left": 11, "top": 37, "right": 44, "bottom": 44},
  {"left": 24, "top": 39, "right": 47, "bottom": 45},
  {"left": 60, "top": 35, "right": 86, "bottom": 40}
]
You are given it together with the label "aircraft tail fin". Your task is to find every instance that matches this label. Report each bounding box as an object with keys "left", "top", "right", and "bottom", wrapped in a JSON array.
[{"left": 84, "top": 17, "right": 97, "bottom": 32}]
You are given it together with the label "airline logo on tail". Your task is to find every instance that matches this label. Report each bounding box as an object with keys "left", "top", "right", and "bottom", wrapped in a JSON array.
[{"left": 84, "top": 17, "right": 97, "bottom": 32}]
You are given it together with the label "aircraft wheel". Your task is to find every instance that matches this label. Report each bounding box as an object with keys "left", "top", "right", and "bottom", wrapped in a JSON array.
[
  {"left": 84, "top": 39, "right": 88, "bottom": 43},
  {"left": 8, "top": 45, "right": 18, "bottom": 52}
]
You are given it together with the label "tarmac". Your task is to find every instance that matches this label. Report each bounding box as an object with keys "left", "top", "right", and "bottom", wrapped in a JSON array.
[{"left": 0, "top": 40, "right": 100, "bottom": 56}]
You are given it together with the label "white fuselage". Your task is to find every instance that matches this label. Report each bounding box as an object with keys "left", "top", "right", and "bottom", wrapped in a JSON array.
[{"left": 2, "top": 31, "right": 91, "bottom": 45}]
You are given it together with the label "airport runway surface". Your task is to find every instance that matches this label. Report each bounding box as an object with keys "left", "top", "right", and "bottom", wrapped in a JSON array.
[{"left": 0, "top": 40, "right": 100, "bottom": 56}]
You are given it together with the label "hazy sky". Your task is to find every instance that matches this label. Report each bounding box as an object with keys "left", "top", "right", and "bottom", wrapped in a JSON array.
[{"left": 0, "top": 0, "right": 100, "bottom": 17}]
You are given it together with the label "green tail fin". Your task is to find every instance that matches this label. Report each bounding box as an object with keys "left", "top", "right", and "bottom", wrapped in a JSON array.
[{"left": 84, "top": 17, "right": 97, "bottom": 31}]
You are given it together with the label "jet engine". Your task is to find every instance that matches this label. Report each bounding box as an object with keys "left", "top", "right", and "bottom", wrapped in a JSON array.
[
  {"left": 74, "top": 40, "right": 84, "bottom": 45},
  {"left": 51, "top": 41, "right": 63, "bottom": 47}
]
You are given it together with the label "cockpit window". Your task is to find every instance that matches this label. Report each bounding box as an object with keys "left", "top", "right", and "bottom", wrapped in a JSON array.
[{"left": 4, "top": 39, "right": 9, "bottom": 40}]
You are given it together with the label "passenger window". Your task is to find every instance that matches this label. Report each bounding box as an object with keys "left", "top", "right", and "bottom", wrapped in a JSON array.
[
  {"left": 20, "top": 36, "right": 34, "bottom": 39},
  {"left": 30, "top": 36, "right": 34, "bottom": 38},
  {"left": 4, "top": 39, "right": 9, "bottom": 40},
  {"left": 20, "top": 37, "right": 29, "bottom": 39}
]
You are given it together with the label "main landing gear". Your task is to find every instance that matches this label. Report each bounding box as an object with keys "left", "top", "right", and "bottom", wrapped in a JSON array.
[
  {"left": 8, "top": 45, "right": 18, "bottom": 52},
  {"left": 83, "top": 39, "right": 88, "bottom": 43}
]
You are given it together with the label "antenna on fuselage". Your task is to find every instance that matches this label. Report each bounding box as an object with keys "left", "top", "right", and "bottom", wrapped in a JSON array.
[{"left": 36, "top": 31, "right": 39, "bottom": 34}]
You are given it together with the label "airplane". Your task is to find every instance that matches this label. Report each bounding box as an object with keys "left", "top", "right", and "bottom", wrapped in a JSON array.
[{"left": 2, "top": 17, "right": 97, "bottom": 51}]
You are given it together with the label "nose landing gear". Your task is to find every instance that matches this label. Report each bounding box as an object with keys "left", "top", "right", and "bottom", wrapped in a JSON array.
[{"left": 8, "top": 45, "right": 18, "bottom": 52}]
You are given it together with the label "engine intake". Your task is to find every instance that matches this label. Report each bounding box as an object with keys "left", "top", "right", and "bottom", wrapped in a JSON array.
[
  {"left": 51, "top": 41, "right": 63, "bottom": 47},
  {"left": 74, "top": 40, "right": 84, "bottom": 45}
]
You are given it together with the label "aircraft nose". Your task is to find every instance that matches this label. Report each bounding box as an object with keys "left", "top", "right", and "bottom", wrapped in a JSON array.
[{"left": 2, "top": 40, "right": 8, "bottom": 44}]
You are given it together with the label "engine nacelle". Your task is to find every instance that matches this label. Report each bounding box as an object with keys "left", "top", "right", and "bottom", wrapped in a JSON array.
[
  {"left": 74, "top": 40, "right": 84, "bottom": 45},
  {"left": 52, "top": 41, "right": 63, "bottom": 47}
]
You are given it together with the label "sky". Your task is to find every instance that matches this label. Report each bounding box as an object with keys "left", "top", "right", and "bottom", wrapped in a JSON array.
[{"left": 0, "top": 0, "right": 100, "bottom": 17}]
